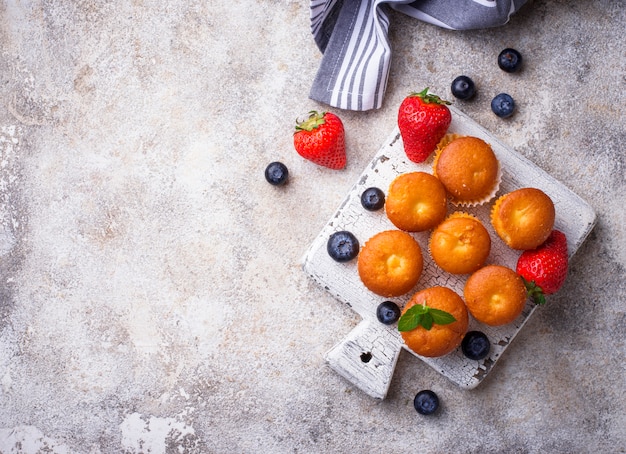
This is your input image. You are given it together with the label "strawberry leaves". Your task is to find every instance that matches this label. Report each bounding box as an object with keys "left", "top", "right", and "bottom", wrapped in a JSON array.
[
  {"left": 397, "top": 301, "right": 456, "bottom": 332},
  {"left": 412, "top": 87, "right": 451, "bottom": 106},
  {"left": 295, "top": 110, "right": 326, "bottom": 132},
  {"left": 522, "top": 277, "right": 547, "bottom": 305}
]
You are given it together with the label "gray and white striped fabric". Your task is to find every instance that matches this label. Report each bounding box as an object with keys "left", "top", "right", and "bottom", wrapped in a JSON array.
[{"left": 309, "top": 0, "right": 528, "bottom": 111}]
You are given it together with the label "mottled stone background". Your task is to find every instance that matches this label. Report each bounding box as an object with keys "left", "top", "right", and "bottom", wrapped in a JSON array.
[{"left": 0, "top": 0, "right": 624, "bottom": 453}]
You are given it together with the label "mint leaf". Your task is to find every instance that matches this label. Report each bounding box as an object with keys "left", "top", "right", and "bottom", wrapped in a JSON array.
[
  {"left": 397, "top": 313, "right": 419, "bottom": 332},
  {"left": 421, "top": 312, "right": 434, "bottom": 330},
  {"left": 397, "top": 304, "right": 426, "bottom": 331},
  {"left": 429, "top": 308, "right": 457, "bottom": 325},
  {"left": 397, "top": 303, "right": 456, "bottom": 332}
]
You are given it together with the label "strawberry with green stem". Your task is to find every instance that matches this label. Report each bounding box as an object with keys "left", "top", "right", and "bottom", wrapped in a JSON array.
[
  {"left": 293, "top": 111, "right": 346, "bottom": 170},
  {"left": 516, "top": 230, "right": 569, "bottom": 305},
  {"left": 398, "top": 88, "right": 452, "bottom": 163}
]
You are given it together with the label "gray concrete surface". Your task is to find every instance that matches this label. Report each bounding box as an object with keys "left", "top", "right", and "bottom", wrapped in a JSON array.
[{"left": 0, "top": 0, "right": 624, "bottom": 452}]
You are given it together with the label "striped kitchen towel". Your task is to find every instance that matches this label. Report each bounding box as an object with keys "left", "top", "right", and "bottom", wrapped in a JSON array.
[{"left": 309, "top": 0, "right": 528, "bottom": 111}]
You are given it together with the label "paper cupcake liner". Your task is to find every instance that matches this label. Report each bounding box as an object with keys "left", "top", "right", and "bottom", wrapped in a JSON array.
[{"left": 490, "top": 193, "right": 506, "bottom": 225}]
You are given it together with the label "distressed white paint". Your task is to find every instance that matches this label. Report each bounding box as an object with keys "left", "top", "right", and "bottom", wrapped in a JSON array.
[{"left": 302, "top": 106, "right": 596, "bottom": 399}]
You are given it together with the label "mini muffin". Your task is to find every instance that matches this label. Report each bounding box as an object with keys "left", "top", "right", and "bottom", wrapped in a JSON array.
[
  {"left": 358, "top": 230, "right": 423, "bottom": 297},
  {"left": 433, "top": 136, "right": 500, "bottom": 206},
  {"left": 385, "top": 172, "right": 447, "bottom": 232},
  {"left": 400, "top": 286, "right": 469, "bottom": 357},
  {"left": 429, "top": 212, "right": 491, "bottom": 275},
  {"left": 464, "top": 265, "right": 528, "bottom": 326},
  {"left": 491, "top": 187, "right": 555, "bottom": 250}
]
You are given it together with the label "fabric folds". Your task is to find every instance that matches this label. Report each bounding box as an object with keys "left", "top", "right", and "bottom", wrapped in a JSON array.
[{"left": 309, "top": 0, "right": 528, "bottom": 111}]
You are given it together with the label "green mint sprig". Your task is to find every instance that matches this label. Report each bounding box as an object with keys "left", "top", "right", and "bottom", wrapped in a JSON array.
[{"left": 397, "top": 301, "right": 456, "bottom": 332}]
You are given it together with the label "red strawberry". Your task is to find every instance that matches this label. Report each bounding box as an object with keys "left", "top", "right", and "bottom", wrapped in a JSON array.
[
  {"left": 516, "top": 230, "right": 569, "bottom": 305},
  {"left": 294, "top": 111, "right": 346, "bottom": 170},
  {"left": 398, "top": 88, "right": 452, "bottom": 163}
]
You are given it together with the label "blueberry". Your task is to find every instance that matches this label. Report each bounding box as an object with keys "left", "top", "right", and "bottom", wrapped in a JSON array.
[
  {"left": 265, "top": 161, "right": 289, "bottom": 186},
  {"left": 414, "top": 390, "right": 440, "bottom": 415},
  {"left": 498, "top": 48, "right": 522, "bottom": 73},
  {"left": 451, "top": 75, "right": 476, "bottom": 100},
  {"left": 361, "top": 187, "right": 385, "bottom": 211},
  {"left": 376, "top": 301, "right": 401, "bottom": 325},
  {"left": 461, "top": 331, "right": 491, "bottom": 360},
  {"left": 327, "top": 231, "right": 359, "bottom": 262},
  {"left": 491, "top": 93, "right": 515, "bottom": 118}
]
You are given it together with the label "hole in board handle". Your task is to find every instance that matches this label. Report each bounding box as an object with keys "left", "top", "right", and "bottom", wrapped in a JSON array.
[{"left": 360, "top": 352, "right": 372, "bottom": 363}]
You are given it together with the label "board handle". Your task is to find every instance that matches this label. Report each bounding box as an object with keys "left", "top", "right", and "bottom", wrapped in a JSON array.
[{"left": 324, "top": 319, "right": 404, "bottom": 399}]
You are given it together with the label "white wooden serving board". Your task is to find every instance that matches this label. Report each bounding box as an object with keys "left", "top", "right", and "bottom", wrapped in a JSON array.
[{"left": 301, "top": 106, "right": 596, "bottom": 399}]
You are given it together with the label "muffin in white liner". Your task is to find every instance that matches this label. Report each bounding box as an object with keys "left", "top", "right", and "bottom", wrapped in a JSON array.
[{"left": 433, "top": 135, "right": 502, "bottom": 207}]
